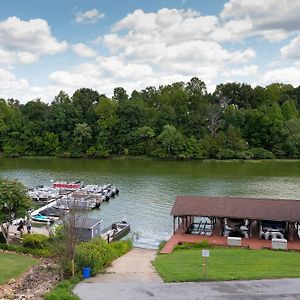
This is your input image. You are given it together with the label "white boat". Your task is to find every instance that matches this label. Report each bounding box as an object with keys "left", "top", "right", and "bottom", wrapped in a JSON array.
[
  {"left": 101, "top": 221, "right": 130, "bottom": 243},
  {"left": 30, "top": 200, "right": 58, "bottom": 223}
]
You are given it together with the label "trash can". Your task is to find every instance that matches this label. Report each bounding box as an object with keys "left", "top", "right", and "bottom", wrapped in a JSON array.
[{"left": 82, "top": 267, "right": 91, "bottom": 279}]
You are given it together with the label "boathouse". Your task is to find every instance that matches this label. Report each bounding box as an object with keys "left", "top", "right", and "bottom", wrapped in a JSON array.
[
  {"left": 74, "top": 216, "right": 103, "bottom": 241},
  {"left": 161, "top": 196, "right": 300, "bottom": 253}
]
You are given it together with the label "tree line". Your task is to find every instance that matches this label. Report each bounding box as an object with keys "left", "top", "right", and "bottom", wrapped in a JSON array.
[{"left": 1, "top": 78, "right": 300, "bottom": 160}]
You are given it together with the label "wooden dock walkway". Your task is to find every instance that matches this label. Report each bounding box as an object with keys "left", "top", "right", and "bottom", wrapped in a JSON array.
[{"left": 161, "top": 220, "right": 300, "bottom": 254}]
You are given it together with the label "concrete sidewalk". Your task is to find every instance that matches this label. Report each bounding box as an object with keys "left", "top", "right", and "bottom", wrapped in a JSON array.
[{"left": 84, "top": 248, "right": 162, "bottom": 283}]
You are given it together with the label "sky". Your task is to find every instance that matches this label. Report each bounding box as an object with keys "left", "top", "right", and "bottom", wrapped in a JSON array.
[{"left": 1, "top": 0, "right": 300, "bottom": 103}]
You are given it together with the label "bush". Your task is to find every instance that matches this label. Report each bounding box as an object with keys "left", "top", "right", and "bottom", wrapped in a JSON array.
[
  {"left": 249, "top": 147, "right": 275, "bottom": 159},
  {"left": 216, "top": 148, "right": 236, "bottom": 159},
  {"left": 0, "top": 243, "right": 51, "bottom": 257},
  {"left": 44, "top": 278, "right": 80, "bottom": 300},
  {"left": 174, "top": 240, "right": 210, "bottom": 250},
  {"left": 23, "top": 233, "right": 50, "bottom": 249},
  {"left": 109, "top": 239, "right": 132, "bottom": 259},
  {"left": 75, "top": 238, "right": 132, "bottom": 277},
  {"left": 75, "top": 238, "right": 113, "bottom": 276}
]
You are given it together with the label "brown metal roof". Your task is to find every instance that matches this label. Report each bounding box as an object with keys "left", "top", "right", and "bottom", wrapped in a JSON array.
[{"left": 171, "top": 196, "right": 300, "bottom": 222}]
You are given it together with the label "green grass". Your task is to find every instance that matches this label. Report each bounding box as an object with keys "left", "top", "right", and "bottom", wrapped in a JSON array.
[
  {"left": 44, "top": 277, "right": 80, "bottom": 300},
  {"left": 153, "top": 247, "right": 300, "bottom": 282},
  {"left": 0, "top": 252, "right": 39, "bottom": 284}
]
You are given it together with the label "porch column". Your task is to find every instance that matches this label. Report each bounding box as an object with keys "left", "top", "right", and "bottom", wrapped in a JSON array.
[
  {"left": 219, "top": 218, "right": 224, "bottom": 236},
  {"left": 173, "top": 216, "right": 176, "bottom": 234},
  {"left": 248, "top": 219, "right": 252, "bottom": 238}
]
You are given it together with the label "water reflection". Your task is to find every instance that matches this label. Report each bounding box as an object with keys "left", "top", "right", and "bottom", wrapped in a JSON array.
[{"left": 1, "top": 158, "right": 300, "bottom": 248}]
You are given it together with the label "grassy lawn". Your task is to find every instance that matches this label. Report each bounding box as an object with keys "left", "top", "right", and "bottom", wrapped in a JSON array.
[
  {"left": 0, "top": 252, "right": 39, "bottom": 284},
  {"left": 153, "top": 247, "right": 300, "bottom": 282}
]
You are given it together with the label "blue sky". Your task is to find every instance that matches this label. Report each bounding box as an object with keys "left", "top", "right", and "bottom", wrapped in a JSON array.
[{"left": 0, "top": 0, "right": 300, "bottom": 102}]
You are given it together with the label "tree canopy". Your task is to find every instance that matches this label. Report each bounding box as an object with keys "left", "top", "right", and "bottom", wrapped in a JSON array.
[
  {"left": 0, "top": 178, "right": 32, "bottom": 244},
  {"left": 1, "top": 79, "right": 300, "bottom": 160}
]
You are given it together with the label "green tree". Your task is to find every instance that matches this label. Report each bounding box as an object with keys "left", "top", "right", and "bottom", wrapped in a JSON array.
[
  {"left": 131, "top": 126, "right": 155, "bottom": 154},
  {"left": 73, "top": 123, "right": 92, "bottom": 153},
  {"left": 157, "top": 125, "right": 185, "bottom": 158},
  {"left": 214, "top": 82, "right": 254, "bottom": 108},
  {"left": 0, "top": 178, "right": 32, "bottom": 244},
  {"left": 281, "top": 100, "right": 298, "bottom": 121},
  {"left": 283, "top": 118, "right": 300, "bottom": 158},
  {"left": 113, "top": 87, "right": 128, "bottom": 102},
  {"left": 95, "top": 98, "right": 119, "bottom": 130},
  {"left": 185, "top": 77, "right": 207, "bottom": 96},
  {"left": 72, "top": 88, "right": 99, "bottom": 127}
]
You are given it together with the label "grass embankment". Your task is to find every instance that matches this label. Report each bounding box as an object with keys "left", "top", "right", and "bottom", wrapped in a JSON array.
[
  {"left": 44, "top": 239, "right": 132, "bottom": 300},
  {"left": 0, "top": 252, "right": 39, "bottom": 284},
  {"left": 153, "top": 246, "right": 300, "bottom": 282}
]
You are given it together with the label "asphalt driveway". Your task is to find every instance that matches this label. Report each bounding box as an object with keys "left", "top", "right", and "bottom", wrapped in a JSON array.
[{"left": 74, "top": 248, "right": 300, "bottom": 300}]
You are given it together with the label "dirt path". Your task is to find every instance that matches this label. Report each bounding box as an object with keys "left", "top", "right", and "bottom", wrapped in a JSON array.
[{"left": 85, "top": 248, "right": 162, "bottom": 283}]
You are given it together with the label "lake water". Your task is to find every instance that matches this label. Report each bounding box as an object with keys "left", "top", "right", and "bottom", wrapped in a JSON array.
[{"left": 1, "top": 158, "right": 300, "bottom": 248}]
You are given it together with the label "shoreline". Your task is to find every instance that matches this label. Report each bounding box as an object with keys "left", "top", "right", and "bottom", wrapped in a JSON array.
[{"left": 2, "top": 155, "right": 300, "bottom": 163}]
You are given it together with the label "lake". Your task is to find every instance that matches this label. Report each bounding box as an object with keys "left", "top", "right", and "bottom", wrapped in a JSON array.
[{"left": 1, "top": 157, "right": 300, "bottom": 248}]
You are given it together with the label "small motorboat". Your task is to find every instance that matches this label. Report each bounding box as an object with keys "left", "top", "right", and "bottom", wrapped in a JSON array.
[
  {"left": 101, "top": 220, "right": 130, "bottom": 243},
  {"left": 31, "top": 213, "right": 56, "bottom": 223}
]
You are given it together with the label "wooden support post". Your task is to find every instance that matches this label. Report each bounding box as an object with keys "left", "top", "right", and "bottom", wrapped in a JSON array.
[
  {"left": 290, "top": 222, "right": 295, "bottom": 241},
  {"left": 248, "top": 219, "right": 252, "bottom": 238},
  {"left": 173, "top": 216, "right": 176, "bottom": 234},
  {"left": 203, "top": 256, "right": 206, "bottom": 277},
  {"left": 220, "top": 218, "right": 224, "bottom": 236}
]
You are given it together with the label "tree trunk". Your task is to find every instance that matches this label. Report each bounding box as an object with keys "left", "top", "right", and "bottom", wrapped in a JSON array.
[{"left": 0, "top": 223, "right": 10, "bottom": 245}]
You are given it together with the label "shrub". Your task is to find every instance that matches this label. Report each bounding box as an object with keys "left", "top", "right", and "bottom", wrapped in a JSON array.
[
  {"left": 174, "top": 240, "right": 210, "bottom": 250},
  {"left": 75, "top": 238, "right": 132, "bottom": 277},
  {"left": 23, "top": 233, "right": 50, "bottom": 249},
  {"left": 109, "top": 239, "right": 132, "bottom": 259},
  {"left": 0, "top": 243, "right": 51, "bottom": 257},
  {"left": 75, "top": 238, "right": 113, "bottom": 276},
  {"left": 249, "top": 147, "right": 275, "bottom": 159},
  {"left": 216, "top": 149, "right": 236, "bottom": 159},
  {"left": 200, "top": 239, "right": 210, "bottom": 248}
]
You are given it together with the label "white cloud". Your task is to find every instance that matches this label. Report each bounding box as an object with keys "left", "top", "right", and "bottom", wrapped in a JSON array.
[
  {"left": 104, "top": 9, "right": 255, "bottom": 73},
  {"left": 0, "top": 16, "right": 67, "bottom": 66},
  {"left": 72, "top": 43, "right": 96, "bottom": 58},
  {"left": 75, "top": 9, "right": 105, "bottom": 24},
  {"left": 0, "top": 68, "right": 28, "bottom": 97},
  {"left": 262, "top": 66, "right": 300, "bottom": 86},
  {"left": 218, "top": 0, "right": 300, "bottom": 42},
  {"left": 2, "top": 8, "right": 260, "bottom": 102},
  {"left": 223, "top": 65, "right": 258, "bottom": 77},
  {"left": 281, "top": 35, "right": 300, "bottom": 59},
  {"left": 5, "top": 4, "right": 300, "bottom": 103},
  {"left": 49, "top": 57, "right": 154, "bottom": 89}
]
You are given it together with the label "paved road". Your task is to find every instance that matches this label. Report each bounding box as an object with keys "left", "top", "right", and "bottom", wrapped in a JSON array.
[
  {"left": 74, "top": 278, "right": 300, "bottom": 300},
  {"left": 74, "top": 248, "right": 300, "bottom": 300}
]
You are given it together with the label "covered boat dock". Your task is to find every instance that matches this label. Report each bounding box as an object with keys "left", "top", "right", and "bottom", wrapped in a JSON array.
[{"left": 161, "top": 196, "right": 300, "bottom": 253}]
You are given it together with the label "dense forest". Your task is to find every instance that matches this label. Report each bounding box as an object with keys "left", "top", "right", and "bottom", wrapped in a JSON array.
[{"left": 1, "top": 78, "right": 300, "bottom": 160}]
